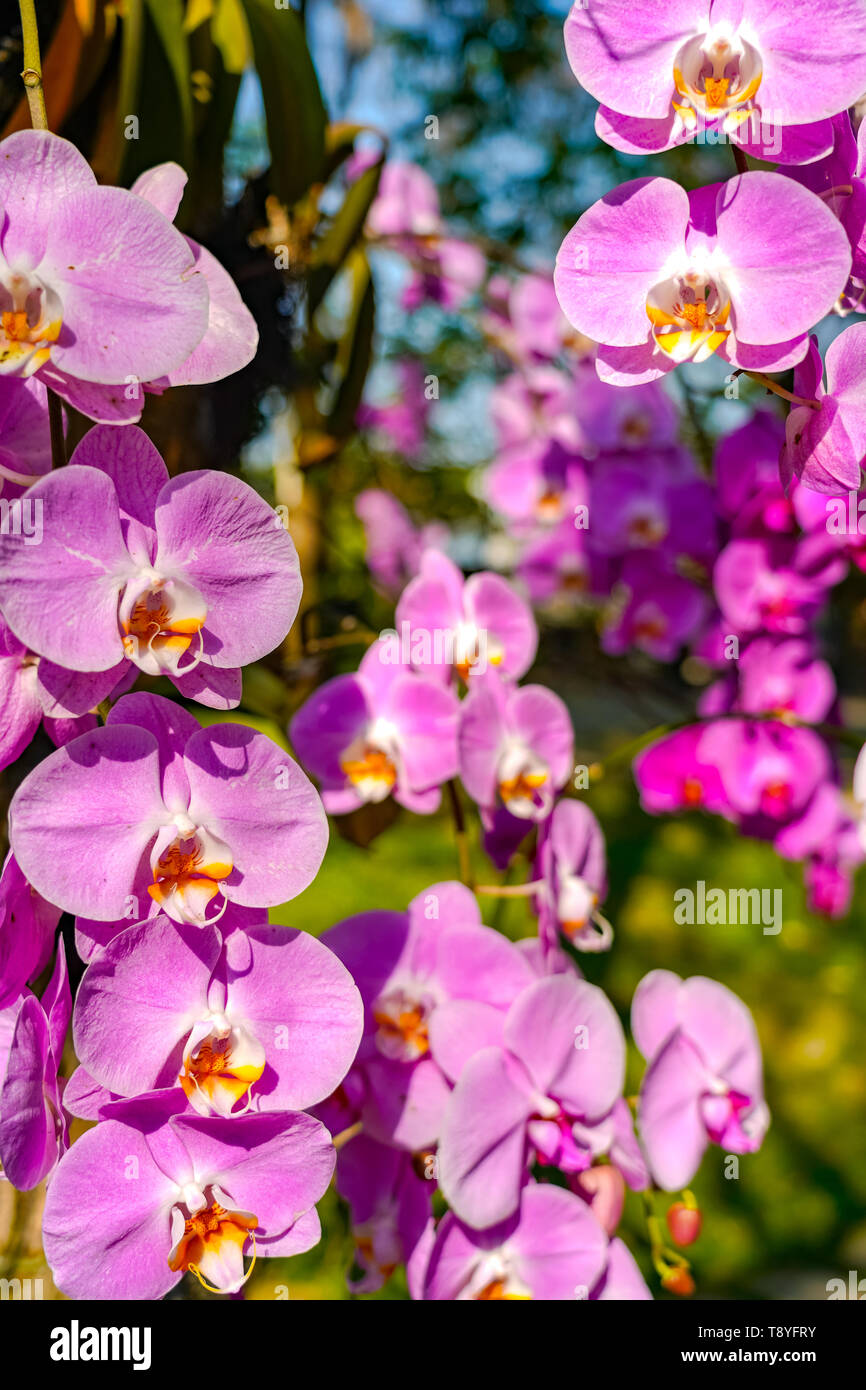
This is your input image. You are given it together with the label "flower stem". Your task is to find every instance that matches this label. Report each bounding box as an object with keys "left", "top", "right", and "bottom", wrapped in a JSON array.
[
  {"left": 733, "top": 369, "right": 821, "bottom": 410},
  {"left": 446, "top": 778, "right": 473, "bottom": 888},
  {"left": 18, "top": 0, "right": 67, "bottom": 467},
  {"left": 475, "top": 880, "right": 542, "bottom": 897},
  {"left": 18, "top": 0, "right": 48, "bottom": 131},
  {"left": 332, "top": 1120, "right": 363, "bottom": 1151}
]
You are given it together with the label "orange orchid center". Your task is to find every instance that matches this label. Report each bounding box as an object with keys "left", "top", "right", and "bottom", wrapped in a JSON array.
[
  {"left": 169, "top": 1201, "right": 258, "bottom": 1294},
  {"left": 476, "top": 1280, "right": 531, "bottom": 1301},
  {"left": 0, "top": 272, "right": 62, "bottom": 376},
  {"left": 672, "top": 25, "right": 762, "bottom": 123},
  {"left": 119, "top": 575, "right": 207, "bottom": 677},
  {"left": 682, "top": 776, "right": 704, "bottom": 806},
  {"left": 647, "top": 270, "right": 731, "bottom": 365},
  {"left": 373, "top": 989, "right": 431, "bottom": 1061},
  {"left": 178, "top": 1018, "right": 266, "bottom": 1116},
  {"left": 148, "top": 822, "right": 233, "bottom": 926}
]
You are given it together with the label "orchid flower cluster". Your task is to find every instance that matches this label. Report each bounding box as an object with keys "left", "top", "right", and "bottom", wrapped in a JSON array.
[{"left": 1, "top": 0, "right": 864, "bottom": 1305}]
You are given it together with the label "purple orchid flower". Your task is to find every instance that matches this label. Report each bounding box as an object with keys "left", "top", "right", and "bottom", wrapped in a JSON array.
[
  {"left": 507, "top": 273, "right": 573, "bottom": 362},
  {"left": 573, "top": 367, "right": 678, "bottom": 454},
  {"left": 564, "top": 0, "right": 866, "bottom": 163},
  {"left": 632, "top": 970, "right": 769, "bottom": 1190},
  {"left": 419, "top": 1183, "right": 612, "bottom": 1301},
  {"left": 589, "top": 450, "right": 716, "bottom": 564},
  {"left": 436, "top": 973, "right": 626, "bottom": 1228},
  {"left": 536, "top": 799, "right": 612, "bottom": 955},
  {"left": 321, "top": 881, "right": 535, "bottom": 1150},
  {"left": 485, "top": 437, "right": 589, "bottom": 529},
  {"left": 698, "top": 718, "right": 832, "bottom": 838},
  {"left": 0, "top": 131, "right": 212, "bottom": 418},
  {"left": 516, "top": 516, "right": 605, "bottom": 613},
  {"left": 41, "top": 1090, "right": 335, "bottom": 1298},
  {"left": 69, "top": 911, "right": 361, "bottom": 1118},
  {"left": 395, "top": 549, "right": 537, "bottom": 685},
  {"left": 0, "top": 939, "right": 70, "bottom": 1190},
  {"left": 490, "top": 366, "right": 583, "bottom": 455},
  {"left": 354, "top": 489, "right": 448, "bottom": 598},
  {"left": 0, "top": 852, "right": 59, "bottom": 1009},
  {"left": 555, "top": 174, "right": 851, "bottom": 385},
  {"left": 0, "top": 376, "right": 51, "bottom": 497},
  {"left": 781, "top": 327, "right": 866, "bottom": 494},
  {"left": 336, "top": 1134, "right": 432, "bottom": 1293},
  {"left": 290, "top": 637, "right": 460, "bottom": 816},
  {"left": 713, "top": 533, "right": 844, "bottom": 636},
  {"left": 602, "top": 553, "right": 708, "bottom": 661},
  {"left": 357, "top": 359, "right": 431, "bottom": 459},
  {"left": 0, "top": 424, "right": 300, "bottom": 709},
  {"left": 458, "top": 670, "right": 574, "bottom": 822},
  {"left": 367, "top": 161, "right": 442, "bottom": 239},
  {"left": 699, "top": 636, "right": 836, "bottom": 724},
  {"left": 0, "top": 614, "right": 104, "bottom": 771},
  {"left": 783, "top": 113, "right": 866, "bottom": 314},
  {"left": 714, "top": 409, "right": 795, "bottom": 537},
  {"left": 9, "top": 691, "right": 327, "bottom": 927}
]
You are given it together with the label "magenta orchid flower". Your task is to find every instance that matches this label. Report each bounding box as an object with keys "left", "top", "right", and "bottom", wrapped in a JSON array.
[
  {"left": 713, "top": 533, "right": 844, "bottom": 636},
  {"left": 9, "top": 691, "right": 327, "bottom": 927},
  {"left": 632, "top": 970, "right": 769, "bottom": 1190},
  {"left": 41, "top": 1091, "right": 334, "bottom": 1298},
  {"left": 699, "top": 636, "right": 836, "bottom": 724},
  {"left": 565, "top": 0, "right": 866, "bottom": 163},
  {"left": 0, "top": 852, "right": 59, "bottom": 1009},
  {"left": 0, "top": 425, "right": 300, "bottom": 709},
  {"left": 0, "top": 131, "right": 212, "bottom": 417},
  {"left": 290, "top": 638, "right": 460, "bottom": 816},
  {"left": 589, "top": 451, "right": 716, "bottom": 564},
  {"left": 357, "top": 359, "right": 431, "bottom": 459},
  {"left": 0, "top": 614, "right": 102, "bottom": 771},
  {"left": 633, "top": 725, "right": 733, "bottom": 818},
  {"left": 458, "top": 671, "right": 574, "bottom": 821},
  {"left": 781, "top": 328, "right": 866, "bottom": 494},
  {"left": 0, "top": 939, "right": 70, "bottom": 1190},
  {"left": 437, "top": 973, "right": 626, "bottom": 1228},
  {"left": 783, "top": 113, "right": 866, "bottom": 315},
  {"left": 536, "top": 799, "right": 612, "bottom": 955},
  {"left": 69, "top": 911, "right": 362, "bottom": 1119},
  {"left": 354, "top": 489, "right": 448, "bottom": 598},
  {"left": 321, "top": 881, "right": 535, "bottom": 1150},
  {"left": 602, "top": 553, "right": 708, "bottom": 661},
  {"left": 336, "top": 1134, "right": 432, "bottom": 1293},
  {"left": 555, "top": 174, "right": 851, "bottom": 386},
  {"left": 395, "top": 549, "right": 537, "bottom": 685},
  {"left": 419, "top": 1183, "right": 611, "bottom": 1301}
]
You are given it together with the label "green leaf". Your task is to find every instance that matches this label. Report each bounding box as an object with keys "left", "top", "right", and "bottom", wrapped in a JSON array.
[
  {"left": 143, "top": 0, "right": 195, "bottom": 164},
  {"left": 327, "top": 250, "right": 375, "bottom": 439},
  {"left": 238, "top": 0, "right": 327, "bottom": 205},
  {"left": 308, "top": 156, "right": 383, "bottom": 311}
]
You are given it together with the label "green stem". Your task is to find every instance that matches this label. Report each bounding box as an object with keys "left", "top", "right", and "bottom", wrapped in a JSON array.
[
  {"left": 18, "top": 0, "right": 48, "bottom": 130},
  {"left": 18, "top": 1, "right": 67, "bottom": 468}
]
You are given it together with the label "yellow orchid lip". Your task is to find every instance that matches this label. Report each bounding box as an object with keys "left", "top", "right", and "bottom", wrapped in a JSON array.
[
  {"left": 672, "top": 25, "right": 763, "bottom": 120},
  {"left": 147, "top": 827, "right": 234, "bottom": 926},
  {"left": 646, "top": 283, "right": 731, "bottom": 365},
  {"left": 0, "top": 272, "right": 63, "bottom": 377},
  {"left": 178, "top": 1022, "right": 266, "bottom": 1115},
  {"left": 168, "top": 1201, "right": 258, "bottom": 1293}
]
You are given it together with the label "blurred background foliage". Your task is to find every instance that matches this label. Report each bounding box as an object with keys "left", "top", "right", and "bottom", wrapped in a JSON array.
[{"left": 0, "top": 0, "right": 864, "bottom": 1302}]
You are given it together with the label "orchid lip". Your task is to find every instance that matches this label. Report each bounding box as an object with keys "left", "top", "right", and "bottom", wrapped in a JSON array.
[
  {"left": 0, "top": 265, "right": 62, "bottom": 377},
  {"left": 119, "top": 573, "right": 208, "bottom": 677},
  {"left": 179, "top": 1016, "right": 266, "bottom": 1116},
  {"left": 672, "top": 23, "right": 763, "bottom": 119}
]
